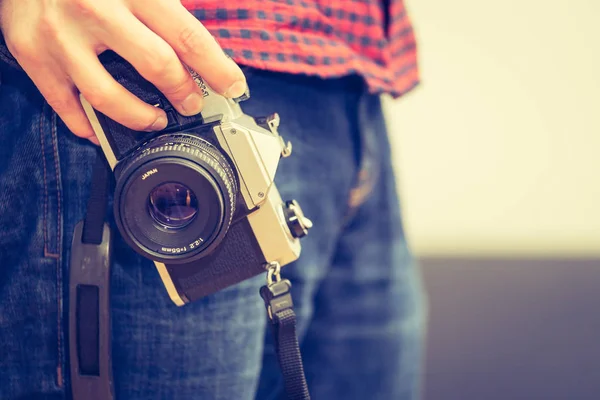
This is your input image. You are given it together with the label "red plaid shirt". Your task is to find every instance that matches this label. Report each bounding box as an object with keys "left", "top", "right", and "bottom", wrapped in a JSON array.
[{"left": 181, "top": 1, "right": 418, "bottom": 98}]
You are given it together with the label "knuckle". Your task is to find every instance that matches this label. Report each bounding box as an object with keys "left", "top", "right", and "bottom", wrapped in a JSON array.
[
  {"left": 80, "top": 83, "right": 111, "bottom": 109},
  {"left": 162, "top": 73, "right": 193, "bottom": 98},
  {"left": 46, "top": 94, "right": 76, "bottom": 115},
  {"left": 63, "top": 0, "right": 109, "bottom": 25},
  {"left": 68, "top": 0, "right": 101, "bottom": 18},
  {"left": 138, "top": 47, "right": 194, "bottom": 99},
  {"left": 175, "top": 25, "right": 206, "bottom": 56},
  {"left": 70, "top": 122, "right": 94, "bottom": 139},
  {"left": 6, "top": 36, "right": 37, "bottom": 63},
  {"left": 141, "top": 47, "right": 176, "bottom": 78},
  {"left": 37, "top": 13, "right": 61, "bottom": 39}
]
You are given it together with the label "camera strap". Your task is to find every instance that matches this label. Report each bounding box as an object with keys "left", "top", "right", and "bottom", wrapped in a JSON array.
[
  {"left": 69, "top": 153, "right": 115, "bottom": 400},
  {"left": 81, "top": 153, "right": 112, "bottom": 244},
  {"left": 260, "top": 263, "right": 311, "bottom": 400},
  {"left": 70, "top": 151, "right": 310, "bottom": 400}
]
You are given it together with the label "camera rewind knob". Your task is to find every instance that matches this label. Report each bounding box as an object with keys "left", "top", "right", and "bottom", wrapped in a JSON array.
[{"left": 284, "top": 200, "right": 313, "bottom": 239}]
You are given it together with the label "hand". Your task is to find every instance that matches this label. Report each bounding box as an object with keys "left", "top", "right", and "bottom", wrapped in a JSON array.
[{"left": 0, "top": 0, "right": 247, "bottom": 144}]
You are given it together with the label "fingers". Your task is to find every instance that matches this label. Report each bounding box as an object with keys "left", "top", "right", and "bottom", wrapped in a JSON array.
[
  {"left": 19, "top": 47, "right": 165, "bottom": 143},
  {"left": 18, "top": 57, "right": 97, "bottom": 141},
  {"left": 3, "top": 0, "right": 245, "bottom": 148},
  {"left": 64, "top": 47, "right": 169, "bottom": 132},
  {"left": 132, "top": 0, "right": 247, "bottom": 98},
  {"left": 99, "top": 9, "right": 205, "bottom": 116}
]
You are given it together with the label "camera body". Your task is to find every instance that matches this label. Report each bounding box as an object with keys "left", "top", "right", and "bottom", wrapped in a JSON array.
[{"left": 80, "top": 53, "right": 311, "bottom": 306}]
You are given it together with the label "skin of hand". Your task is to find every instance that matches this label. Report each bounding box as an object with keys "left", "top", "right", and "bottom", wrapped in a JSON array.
[{"left": 0, "top": 0, "right": 247, "bottom": 144}]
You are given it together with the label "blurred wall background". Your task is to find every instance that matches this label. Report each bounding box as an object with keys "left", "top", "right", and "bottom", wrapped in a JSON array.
[
  {"left": 382, "top": 1, "right": 600, "bottom": 399},
  {"left": 385, "top": 0, "right": 600, "bottom": 258}
]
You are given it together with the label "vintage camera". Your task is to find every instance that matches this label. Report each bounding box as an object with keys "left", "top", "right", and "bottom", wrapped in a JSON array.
[{"left": 80, "top": 52, "right": 312, "bottom": 306}]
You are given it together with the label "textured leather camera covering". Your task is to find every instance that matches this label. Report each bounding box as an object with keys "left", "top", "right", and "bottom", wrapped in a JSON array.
[{"left": 167, "top": 217, "right": 266, "bottom": 302}]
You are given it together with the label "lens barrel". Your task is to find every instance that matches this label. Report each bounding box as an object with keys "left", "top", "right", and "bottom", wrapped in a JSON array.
[{"left": 113, "top": 134, "right": 237, "bottom": 263}]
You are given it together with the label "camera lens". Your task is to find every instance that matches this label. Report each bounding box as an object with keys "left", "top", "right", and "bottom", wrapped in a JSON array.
[
  {"left": 148, "top": 182, "right": 199, "bottom": 229},
  {"left": 114, "top": 133, "right": 238, "bottom": 263}
]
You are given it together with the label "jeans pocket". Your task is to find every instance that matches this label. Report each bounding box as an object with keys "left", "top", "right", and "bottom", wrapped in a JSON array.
[
  {"left": 0, "top": 77, "right": 61, "bottom": 262},
  {"left": 0, "top": 75, "right": 67, "bottom": 396}
]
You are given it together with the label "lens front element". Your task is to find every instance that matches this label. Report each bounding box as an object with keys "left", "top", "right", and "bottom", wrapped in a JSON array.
[{"left": 148, "top": 182, "right": 199, "bottom": 229}]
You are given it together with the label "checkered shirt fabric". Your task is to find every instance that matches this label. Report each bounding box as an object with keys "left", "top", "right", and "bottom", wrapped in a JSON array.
[{"left": 181, "top": 0, "right": 419, "bottom": 98}]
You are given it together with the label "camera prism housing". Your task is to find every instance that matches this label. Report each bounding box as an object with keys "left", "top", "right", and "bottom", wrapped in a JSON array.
[{"left": 80, "top": 52, "right": 311, "bottom": 306}]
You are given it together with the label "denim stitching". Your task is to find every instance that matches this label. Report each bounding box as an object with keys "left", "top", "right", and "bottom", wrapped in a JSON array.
[
  {"left": 51, "top": 111, "right": 64, "bottom": 388},
  {"left": 51, "top": 112, "right": 62, "bottom": 257},
  {"left": 39, "top": 105, "right": 47, "bottom": 252},
  {"left": 39, "top": 104, "right": 59, "bottom": 259}
]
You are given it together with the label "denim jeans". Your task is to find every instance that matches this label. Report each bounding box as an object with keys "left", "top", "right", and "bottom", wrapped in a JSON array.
[{"left": 0, "top": 63, "right": 427, "bottom": 400}]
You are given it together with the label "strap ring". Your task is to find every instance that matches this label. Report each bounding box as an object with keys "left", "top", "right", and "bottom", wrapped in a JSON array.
[{"left": 265, "top": 261, "right": 282, "bottom": 286}]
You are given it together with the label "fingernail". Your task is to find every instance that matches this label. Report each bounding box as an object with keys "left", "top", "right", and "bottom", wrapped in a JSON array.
[
  {"left": 150, "top": 114, "right": 168, "bottom": 131},
  {"left": 180, "top": 92, "right": 203, "bottom": 116},
  {"left": 224, "top": 80, "right": 247, "bottom": 98}
]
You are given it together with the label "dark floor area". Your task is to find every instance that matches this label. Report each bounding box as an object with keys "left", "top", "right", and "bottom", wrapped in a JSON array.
[{"left": 421, "top": 257, "right": 600, "bottom": 400}]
